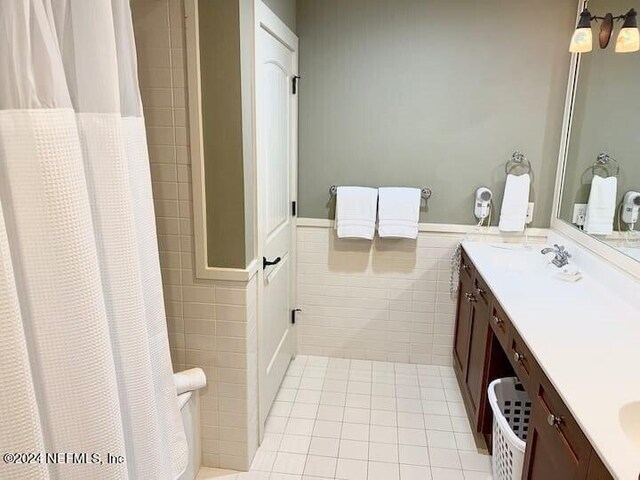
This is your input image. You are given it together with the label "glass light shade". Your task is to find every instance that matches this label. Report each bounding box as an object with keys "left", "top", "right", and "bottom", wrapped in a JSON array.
[
  {"left": 570, "top": 28, "right": 593, "bottom": 53},
  {"left": 615, "top": 27, "right": 640, "bottom": 53}
]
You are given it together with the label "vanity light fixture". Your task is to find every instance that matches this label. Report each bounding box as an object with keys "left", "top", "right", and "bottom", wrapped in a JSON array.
[
  {"left": 615, "top": 9, "right": 639, "bottom": 53},
  {"left": 569, "top": 8, "right": 639, "bottom": 53},
  {"left": 569, "top": 9, "right": 594, "bottom": 53}
]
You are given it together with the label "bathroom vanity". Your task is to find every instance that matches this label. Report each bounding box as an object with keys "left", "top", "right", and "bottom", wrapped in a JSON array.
[
  {"left": 453, "top": 241, "right": 640, "bottom": 480},
  {"left": 451, "top": 0, "right": 640, "bottom": 471}
]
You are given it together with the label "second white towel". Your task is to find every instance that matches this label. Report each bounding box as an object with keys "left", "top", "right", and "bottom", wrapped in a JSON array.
[
  {"left": 499, "top": 174, "right": 531, "bottom": 232},
  {"left": 585, "top": 175, "right": 617, "bottom": 235},
  {"left": 378, "top": 187, "right": 421, "bottom": 239}
]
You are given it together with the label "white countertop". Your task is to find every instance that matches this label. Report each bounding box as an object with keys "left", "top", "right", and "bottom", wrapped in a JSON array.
[{"left": 463, "top": 241, "right": 640, "bottom": 480}]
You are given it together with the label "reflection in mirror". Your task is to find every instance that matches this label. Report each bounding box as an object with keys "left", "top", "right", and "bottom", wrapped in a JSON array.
[{"left": 559, "top": 0, "right": 640, "bottom": 262}]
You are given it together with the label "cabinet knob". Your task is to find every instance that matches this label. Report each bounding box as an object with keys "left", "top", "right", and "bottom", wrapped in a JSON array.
[
  {"left": 476, "top": 287, "right": 485, "bottom": 296},
  {"left": 465, "top": 293, "right": 477, "bottom": 303},
  {"left": 547, "top": 414, "right": 563, "bottom": 428},
  {"left": 492, "top": 315, "right": 503, "bottom": 326},
  {"left": 513, "top": 351, "right": 525, "bottom": 363}
]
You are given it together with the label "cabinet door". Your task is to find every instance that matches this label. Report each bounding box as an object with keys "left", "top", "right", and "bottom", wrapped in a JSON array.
[
  {"left": 586, "top": 451, "right": 614, "bottom": 480},
  {"left": 523, "top": 378, "right": 591, "bottom": 480},
  {"left": 465, "top": 297, "right": 490, "bottom": 417},
  {"left": 453, "top": 272, "right": 474, "bottom": 375}
]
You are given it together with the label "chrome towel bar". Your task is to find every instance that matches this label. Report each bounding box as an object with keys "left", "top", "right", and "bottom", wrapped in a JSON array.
[{"left": 328, "top": 185, "right": 432, "bottom": 200}]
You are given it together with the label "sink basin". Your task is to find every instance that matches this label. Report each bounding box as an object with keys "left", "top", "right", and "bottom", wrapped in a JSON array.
[
  {"left": 620, "top": 402, "right": 640, "bottom": 450},
  {"left": 486, "top": 245, "right": 549, "bottom": 274}
]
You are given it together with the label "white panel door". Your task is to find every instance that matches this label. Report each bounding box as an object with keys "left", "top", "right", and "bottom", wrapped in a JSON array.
[{"left": 256, "top": 4, "right": 298, "bottom": 429}]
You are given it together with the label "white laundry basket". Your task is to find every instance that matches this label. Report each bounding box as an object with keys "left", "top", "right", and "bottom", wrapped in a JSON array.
[{"left": 488, "top": 377, "right": 532, "bottom": 480}]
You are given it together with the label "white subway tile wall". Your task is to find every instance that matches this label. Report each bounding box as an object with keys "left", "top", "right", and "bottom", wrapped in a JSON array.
[
  {"left": 296, "top": 227, "right": 547, "bottom": 365},
  {"left": 131, "top": 0, "right": 259, "bottom": 471},
  {"left": 296, "top": 227, "right": 462, "bottom": 365}
]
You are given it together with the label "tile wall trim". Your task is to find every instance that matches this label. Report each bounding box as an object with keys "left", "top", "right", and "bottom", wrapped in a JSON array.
[
  {"left": 199, "top": 258, "right": 260, "bottom": 282},
  {"left": 184, "top": 0, "right": 258, "bottom": 282},
  {"left": 183, "top": 0, "right": 209, "bottom": 280},
  {"left": 297, "top": 217, "right": 550, "bottom": 238}
]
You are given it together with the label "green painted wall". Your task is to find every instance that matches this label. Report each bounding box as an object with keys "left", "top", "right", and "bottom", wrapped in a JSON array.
[
  {"left": 199, "top": 0, "right": 254, "bottom": 268},
  {"left": 297, "top": 0, "right": 577, "bottom": 227}
]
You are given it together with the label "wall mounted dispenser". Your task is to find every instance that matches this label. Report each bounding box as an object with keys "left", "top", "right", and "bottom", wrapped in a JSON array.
[
  {"left": 474, "top": 187, "right": 493, "bottom": 221},
  {"left": 622, "top": 191, "right": 640, "bottom": 228}
]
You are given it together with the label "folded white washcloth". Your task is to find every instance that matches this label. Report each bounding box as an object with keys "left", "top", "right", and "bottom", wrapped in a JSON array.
[
  {"left": 377, "top": 187, "right": 421, "bottom": 239},
  {"left": 335, "top": 186, "right": 378, "bottom": 239},
  {"left": 499, "top": 174, "right": 531, "bottom": 232},
  {"left": 584, "top": 175, "right": 617, "bottom": 235}
]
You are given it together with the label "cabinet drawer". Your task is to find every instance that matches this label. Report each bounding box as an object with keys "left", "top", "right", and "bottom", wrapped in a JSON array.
[
  {"left": 460, "top": 250, "right": 474, "bottom": 280},
  {"left": 489, "top": 300, "right": 510, "bottom": 349},
  {"left": 508, "top": 330, "right": 533, "bottom": 390},
  {"left": 473, "top": 273, "right": 491, "bottom": 305}
]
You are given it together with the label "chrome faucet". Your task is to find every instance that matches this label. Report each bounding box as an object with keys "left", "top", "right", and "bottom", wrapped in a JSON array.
[{"left": 541, "top": 244, "right": 571, "bottom": 268}]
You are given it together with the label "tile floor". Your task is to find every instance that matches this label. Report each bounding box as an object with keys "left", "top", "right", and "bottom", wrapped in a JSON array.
[{"left": 197, "top": 355, "right": 493, "bottom": 480}]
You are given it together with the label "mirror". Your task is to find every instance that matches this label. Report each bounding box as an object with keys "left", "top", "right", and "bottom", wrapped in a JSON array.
[{"left": 559, "top": 0, "right": 640, "bottom": 262}]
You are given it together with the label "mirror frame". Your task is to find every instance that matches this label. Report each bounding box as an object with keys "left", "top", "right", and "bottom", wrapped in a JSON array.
[{"left": 551, "top": 0, "right": 640, "bottom": 279}]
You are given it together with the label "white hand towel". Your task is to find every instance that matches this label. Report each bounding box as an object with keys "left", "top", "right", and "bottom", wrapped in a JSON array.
[
  {"left": 499, "top": 174, "right": 531, "bottom": 232},
  {"left": 377, "top": 187, "right": 421, "bottom": 239},
  {"left": 335, "top": 186, "right": 378, "bottom": 239},
  {"left": 585, "top": 175, "right": 617, "bottom": 235}
]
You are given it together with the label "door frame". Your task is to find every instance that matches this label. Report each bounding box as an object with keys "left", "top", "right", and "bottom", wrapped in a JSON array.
[{"left": 254, "top": 0, "right": 299, "bottom": 437}]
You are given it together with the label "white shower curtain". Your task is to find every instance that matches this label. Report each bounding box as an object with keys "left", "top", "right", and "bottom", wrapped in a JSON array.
[{"left": 0, "top": 1, "right": 187, "bottom": 479}]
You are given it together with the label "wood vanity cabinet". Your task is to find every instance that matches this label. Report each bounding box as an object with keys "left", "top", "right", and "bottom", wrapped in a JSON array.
[
  {"left": 463, "top": 283, "right": 489, "bottom": 419},
  {"left": 453, "top": 246, "right": 615, "bottom": 480},
  {"left": 453, "top": 256, "right": 474, "bottom": 377},
  {"left": 586, "top": 452, "right": 615, "bottom": 480},
  {"left": 453, "top": 251, "right": 513, "bottom": 439},
  {"left": 522, "top": 370, "right": 592, "bottom": 479}
]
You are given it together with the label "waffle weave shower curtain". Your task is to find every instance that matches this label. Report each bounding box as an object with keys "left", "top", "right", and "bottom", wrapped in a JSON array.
[{"left": 0, "top": 1, "right": 187, "bottom": 479}]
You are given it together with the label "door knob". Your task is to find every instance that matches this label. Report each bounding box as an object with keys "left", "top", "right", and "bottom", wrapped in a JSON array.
[{"left": 263, "top": 256, "right": 282, "bottom": 269}]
